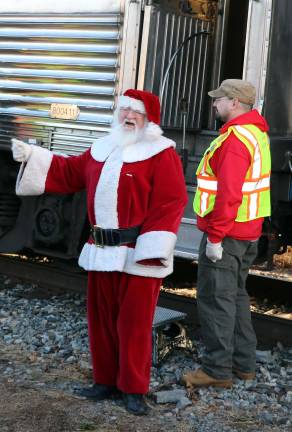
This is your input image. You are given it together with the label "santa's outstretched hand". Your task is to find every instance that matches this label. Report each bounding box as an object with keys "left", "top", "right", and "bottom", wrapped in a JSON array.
[{"left": 11, "top": 138, "right": 32, "bottom": 163}]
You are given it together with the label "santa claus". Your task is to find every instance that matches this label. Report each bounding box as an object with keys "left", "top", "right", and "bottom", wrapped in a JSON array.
[{"left": 11, "top": 89, "right": 188, "bottom": 415}]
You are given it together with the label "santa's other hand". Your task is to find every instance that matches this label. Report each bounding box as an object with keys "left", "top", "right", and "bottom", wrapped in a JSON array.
[{"left": 11, "top": 138, "right": 32, "bottom": 162}]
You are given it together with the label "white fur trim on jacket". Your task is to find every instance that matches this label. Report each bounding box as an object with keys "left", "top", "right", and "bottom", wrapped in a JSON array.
[
  {"left": 93, "top": 146, "right": 122, "bottom": 228},
  {"left": 78, "top": 242, "right": 173, "bottom": 278},
  {"left": 90, "top": 122, "right": 175, "bottom": 163},
  {"left": 133, "top": 231, "right": 177, "bottom": 265},
  {"left": 16, "top": 146, "right": 53, "bottom": 196}
]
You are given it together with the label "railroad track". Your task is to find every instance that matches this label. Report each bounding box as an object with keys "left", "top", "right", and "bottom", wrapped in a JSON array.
[{"left": 0, "top": 254, "right": 292, "bottom": 349}]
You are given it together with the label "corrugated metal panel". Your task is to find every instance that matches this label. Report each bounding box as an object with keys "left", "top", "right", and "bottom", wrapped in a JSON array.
[
  {"left": 0, "top": 13, "right": 122, "bottom": 154},
  {"left": 142, "top": 8, "right": 211, "bottom": 130},
  {"left": 0, "top": 0, "right": 122, "bottom": 14}
]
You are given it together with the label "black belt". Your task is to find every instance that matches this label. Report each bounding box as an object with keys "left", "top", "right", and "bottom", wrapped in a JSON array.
[{"left": 90, "top": 225, "right": 141, "bottom": 247}]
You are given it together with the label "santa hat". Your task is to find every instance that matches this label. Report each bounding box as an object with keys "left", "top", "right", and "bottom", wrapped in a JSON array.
[{"left": 119, "top": 89, "right": 161, "bottom": 125}]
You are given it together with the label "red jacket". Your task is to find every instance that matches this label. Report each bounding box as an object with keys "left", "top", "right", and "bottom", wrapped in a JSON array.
[
  {"left": 197, "top": 109, "right": 270, "bottom": 243},
  {"left": 16, "top": 125, "right": 188, "bottom": 278}
]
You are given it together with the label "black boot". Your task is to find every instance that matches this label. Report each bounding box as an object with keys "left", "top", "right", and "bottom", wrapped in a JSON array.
[
  {"left": 74, "top": 383, "right": 117, "bottom": 400},
  {"left": 123, "top": 393, "right": 149, "bottom": 416}
]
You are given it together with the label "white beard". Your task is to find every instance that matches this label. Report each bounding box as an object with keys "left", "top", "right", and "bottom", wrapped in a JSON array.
[{"left": 109, "top": 123, "right": 146, "bottom": 148}]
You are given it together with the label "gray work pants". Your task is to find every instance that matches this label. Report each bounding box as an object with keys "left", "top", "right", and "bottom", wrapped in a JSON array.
[{"left": 197, "top": 233, "right": 258, "bottom": 380}]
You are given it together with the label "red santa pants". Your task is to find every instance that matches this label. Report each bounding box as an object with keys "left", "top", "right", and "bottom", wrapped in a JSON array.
[{"left": 87, "top": 271, "right": 161, "bottom": 394}]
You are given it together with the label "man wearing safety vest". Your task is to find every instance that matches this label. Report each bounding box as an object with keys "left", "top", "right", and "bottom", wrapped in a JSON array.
[{"left": 183, "top": 79, "right": 271, "bottom": 389}]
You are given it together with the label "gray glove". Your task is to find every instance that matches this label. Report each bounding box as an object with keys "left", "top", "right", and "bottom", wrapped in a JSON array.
[
  {"left": 11, "top": 138, "right": 32, "bottom": 162},
  {"left": 206, "top": 238, "right": 223, "bottom": 262}
]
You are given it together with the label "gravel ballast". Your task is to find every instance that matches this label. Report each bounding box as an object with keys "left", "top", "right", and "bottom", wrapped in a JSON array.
[{"left": 0, "top": 274, "right": 292, "bottom": 432}]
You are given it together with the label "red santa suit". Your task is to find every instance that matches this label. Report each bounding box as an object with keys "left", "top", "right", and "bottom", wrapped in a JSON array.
[{"left": 15, "top": 90, "right": 188, "bottom": 394}]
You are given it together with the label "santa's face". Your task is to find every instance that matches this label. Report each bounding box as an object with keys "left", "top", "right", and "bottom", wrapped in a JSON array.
[{"left": 118, "top": 107, "right": 146, "bottom": 131}]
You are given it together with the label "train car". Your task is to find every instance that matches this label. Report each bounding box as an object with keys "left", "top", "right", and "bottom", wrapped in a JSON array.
[{"left": 0, "top": 0, "right": 291, "bottom": 265}]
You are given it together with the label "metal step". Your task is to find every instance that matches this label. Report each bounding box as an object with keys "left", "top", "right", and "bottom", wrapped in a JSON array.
[
  {"left": 175, "top": 214, "right": 202, "bottom": 260},
  {"left": 152, "top": 306, "right": 187, "bottom": 365}
]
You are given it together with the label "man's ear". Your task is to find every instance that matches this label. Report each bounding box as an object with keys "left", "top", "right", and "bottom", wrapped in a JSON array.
[{"left": 232, "top": 98, "right": 240, "bottom": 108}]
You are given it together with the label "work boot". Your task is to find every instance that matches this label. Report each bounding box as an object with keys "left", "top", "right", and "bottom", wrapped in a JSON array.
[
  {"left": 182, "top": 368, "right": 232, "bottom": 389},
  {"left": 233, "top": 368, "right": 256, "bottom": 381},
  {"left": 74, "top": 383, "right": 117, "bottom": 400},
  {"left": 123, "top": 393, "right": 149, "bottom": 416}
]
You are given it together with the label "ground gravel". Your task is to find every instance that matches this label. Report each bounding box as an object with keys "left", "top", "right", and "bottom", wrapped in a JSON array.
[{"left": 0, "top": 274, "right": 291, "bottom": 431}]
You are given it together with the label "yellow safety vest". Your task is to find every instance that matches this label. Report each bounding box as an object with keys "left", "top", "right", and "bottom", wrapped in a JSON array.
[{"left": 193, "top": 124, "right": 271, "bottom": 221}]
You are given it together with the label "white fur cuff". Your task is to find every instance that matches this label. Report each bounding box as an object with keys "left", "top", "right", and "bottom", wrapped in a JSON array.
[
  {"left": 16, "top": 145, "right": 53, "bottom": 195},
  {"left": 134, "top": 231, "right": 177, "bottom": 264}
]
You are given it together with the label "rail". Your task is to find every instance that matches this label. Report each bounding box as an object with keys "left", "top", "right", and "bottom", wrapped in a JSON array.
[{"left": 0, "top": 254, "right": 291, "bottom": 349}]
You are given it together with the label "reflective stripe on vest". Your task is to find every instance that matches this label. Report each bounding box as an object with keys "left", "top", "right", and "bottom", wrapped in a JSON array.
[
  {"left": 197, "top": 173, "right": 270, "bottom": 193},
  {"left": 193, "top": 124, "right": 271, "bottom": 221}
]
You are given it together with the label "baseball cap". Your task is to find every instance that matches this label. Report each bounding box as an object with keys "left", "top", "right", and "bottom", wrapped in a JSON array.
[{"left": 208, "top": 79, "right": 256, "bottom": 105}]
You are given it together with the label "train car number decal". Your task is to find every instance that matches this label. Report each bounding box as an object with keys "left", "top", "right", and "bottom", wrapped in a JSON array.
[{"left": 50, "top": 103, "right": 80, "bottom": 120}]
